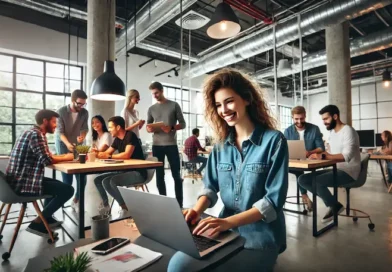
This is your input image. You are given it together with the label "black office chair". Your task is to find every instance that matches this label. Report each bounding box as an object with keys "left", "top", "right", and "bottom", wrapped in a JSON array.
[{"left": 339, "top": 154, "right": 375, "bottom": 230}]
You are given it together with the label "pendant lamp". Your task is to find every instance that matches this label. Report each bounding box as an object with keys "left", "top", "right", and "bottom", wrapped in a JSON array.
[
  {"left": 91, "top": 0, "right": 125, "bottom": 101},
  {"left": 382, "top": 68, "right": 391, "bottom": 88},
  {"left": 207, "top": 2, "right": 241, "bottom": 40}
]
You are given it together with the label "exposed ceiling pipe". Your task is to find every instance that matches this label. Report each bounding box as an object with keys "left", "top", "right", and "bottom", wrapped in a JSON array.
[
  {"left": 184, "top": 0, "right": 392, "bottom": 78},
  {"left": 255, "top": 27, "right": 392, "bottom": 79},
  {"left": 137, "top": 42, "right": 198, "bottom": 63},
  {"left": 115, "top": 0, "right": 198, "bottom": 56},
  {"left": 1, "top": 0, "right": 124, "bottom": 27}
]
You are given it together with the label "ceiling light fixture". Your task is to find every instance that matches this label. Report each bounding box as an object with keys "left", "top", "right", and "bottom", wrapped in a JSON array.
[
  {"left": 207, "top": 2, "right": 240, "bottom": 40},
  {"left": 382, "top": 68, "right": 391, "bottom": 88},
  {"left": 91, "top": 0, "right": 125, "bottom": 101}
]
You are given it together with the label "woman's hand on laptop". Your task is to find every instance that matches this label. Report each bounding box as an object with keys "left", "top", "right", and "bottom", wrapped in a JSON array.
[
  {"left": 183, "top": 209, "right": 200, "bottom": 226},
  {"left": 192, "top": 217, "right": 233, "bottom": 237},
  {"left": 309, "top": 153, "right": 322, "bottom": 160}
]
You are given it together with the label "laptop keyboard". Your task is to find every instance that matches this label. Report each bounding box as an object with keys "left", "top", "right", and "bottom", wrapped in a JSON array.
[{"left": 192, "top": 235, "right": 220, "bottom": 252}]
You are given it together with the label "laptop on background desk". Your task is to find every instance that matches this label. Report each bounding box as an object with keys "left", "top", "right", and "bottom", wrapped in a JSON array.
[
  {"left": 119, "top": 188, "right": 239, "bottom": 259},
  {"left": 288, "top": 140, "right": 307, "bottom": 160}
]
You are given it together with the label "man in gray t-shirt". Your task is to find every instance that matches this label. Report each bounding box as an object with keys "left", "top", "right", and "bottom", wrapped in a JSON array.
[{"left": 147, "top": 82, "right": 186, "bottom": 207}]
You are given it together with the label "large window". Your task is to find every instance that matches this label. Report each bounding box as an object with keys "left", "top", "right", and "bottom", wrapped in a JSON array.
[
  {"left": 270, "top": 104, "right": 293, "bottom": 131},
  {"left": 0, "top": 53, "right": 83, "bottom": 155}
]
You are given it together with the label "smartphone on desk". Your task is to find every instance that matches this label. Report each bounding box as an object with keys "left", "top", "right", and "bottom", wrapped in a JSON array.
[{"left": 91, "top": 237, "right": 130, "bottom": 255}]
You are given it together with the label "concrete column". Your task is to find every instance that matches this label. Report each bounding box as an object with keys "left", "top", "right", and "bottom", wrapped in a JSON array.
[
  {"left": 87, "top": 0, "right": 116, "bottom": 121},
  {"left": 86, "top": 0, "right": 116, "bottom": 214},
  {"left": 326, "top": 21, "right": 352, "bottom": 125}
]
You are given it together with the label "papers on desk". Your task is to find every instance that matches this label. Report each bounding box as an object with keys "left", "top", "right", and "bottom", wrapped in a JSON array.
[{"left": 75, "top": 241, "right": 162, "bottom": 272}]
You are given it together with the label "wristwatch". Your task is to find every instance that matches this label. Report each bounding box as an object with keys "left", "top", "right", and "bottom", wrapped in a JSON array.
[{"left": 321, "top": 153, "right": 326, "bottom": 160}]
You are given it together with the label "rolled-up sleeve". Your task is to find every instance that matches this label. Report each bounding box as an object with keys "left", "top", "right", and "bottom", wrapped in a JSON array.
[
  {"left": 56, "top": 109, "right": 65, "bottom": 134},
  {"left": 198, "top": 146, "right": 219, "bottom": 207},
  {"left": 30, "top": 132, "right": 52, "bottom": 166},
  {"left": 80, "top": 110, "right": 89, "bottom": 133},
  {"left": 252, "top": 134, "right": 289, "bottom": 223},
  {"left": 314, "top": 126, "right": 325, "bottom": 151},
  {"left": 341, "top": 128, "right": 357, "bottom": 162}
]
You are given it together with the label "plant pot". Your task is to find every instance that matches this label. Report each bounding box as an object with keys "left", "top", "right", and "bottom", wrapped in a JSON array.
[
  {"left": 79, "top": 154, "right": 86, "bottom": 164},
  {"left": 91, "top": 214, "right": 110, "bottom": 241}
]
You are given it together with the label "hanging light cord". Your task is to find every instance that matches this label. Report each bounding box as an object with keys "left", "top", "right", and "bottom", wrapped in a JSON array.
[
  {"left": 180, "top": 0, "right": 183, "bottom": 92},
  {"left": 125, "top": 0, "right": 128, "bottom": 89},
  {"left": 68, "top": 0, "right": 71, "bottom": 91},
  {"left": 107, "top": 0, "right": 111, "bottom": 60}
]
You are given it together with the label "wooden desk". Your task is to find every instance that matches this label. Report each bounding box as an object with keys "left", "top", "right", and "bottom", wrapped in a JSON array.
[
  {"left": 288, "top": 159, "right": 338, "bottom": 237},
  {"left": 369, "top": 154, "right": 392, "bottom": 193},
  {"left": 47, "top": 159, "right": 163, "bottom": 240}
]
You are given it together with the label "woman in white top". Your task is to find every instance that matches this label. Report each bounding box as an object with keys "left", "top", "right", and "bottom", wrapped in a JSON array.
[
  {"left": 91, "top": 115, "right": 112, "bottom": 152},
  {"left": 120, "top": 89, "right": 145, "bottom": 139}
]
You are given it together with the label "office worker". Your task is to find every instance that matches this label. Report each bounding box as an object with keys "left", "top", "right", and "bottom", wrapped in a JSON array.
[
  {"left": 299, "top": 105, "right": 361, "bottom": 223},
  {"left": 378, "top": 130, "right": 392, "bottom": 182},
  {"left": 121, "top": 89, "right": 145, "bottom": 140},
  {"left": 183, "top": 128, "right": 207, "bottom": 175},
  {"left": 168, "top": 69, "right": 288, "bottom": 272},
  {"left": 146, "top": 82, "right": 186, "bottom": 208},
  {"left": 55, "top": 89, "right": 89, "bottom": 213},
  {"left": 284, "top": 106, "right": 325, "bottom": 211},
  {"left": 91, "top": 115, "right": 112, "bottom": 152}
]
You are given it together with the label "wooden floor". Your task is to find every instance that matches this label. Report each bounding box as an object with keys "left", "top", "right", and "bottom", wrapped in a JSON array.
[{"left": 1, "top": 161, "right": 392, "bottom": 272}]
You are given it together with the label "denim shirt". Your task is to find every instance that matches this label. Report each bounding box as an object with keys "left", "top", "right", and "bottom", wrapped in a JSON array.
[
  {"left": 199, "top": 125, "right": 288, "bottom": 253},
  {"left": 284, "top": 123, "right": 325, "bottom": 152}
]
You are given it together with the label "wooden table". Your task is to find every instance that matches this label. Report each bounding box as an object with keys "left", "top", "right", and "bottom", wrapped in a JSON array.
[
  {"left": 288, "top": 159, "right": 338, "bottom": 237},
  {"left": 47, "top": 159, "right": 163, "bottom": 240},
  {"left": 369, "top": 154, "right": 392, "bottom": 193}
]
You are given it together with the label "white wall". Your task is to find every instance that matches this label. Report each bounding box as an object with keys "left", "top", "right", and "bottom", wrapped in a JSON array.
[{"left": 308, "top": 80, "right": 392, "bottom": 140}]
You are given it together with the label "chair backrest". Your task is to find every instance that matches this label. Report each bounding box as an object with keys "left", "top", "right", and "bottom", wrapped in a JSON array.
[
  {"left": 0, "top": 171, "right": 20, "bottom": 203},
  {"left": 346, "top": 154, "right": 370, "bottom": 188},
  {"left": 145, "top": 156, "right": 158, "bottom": 184}
]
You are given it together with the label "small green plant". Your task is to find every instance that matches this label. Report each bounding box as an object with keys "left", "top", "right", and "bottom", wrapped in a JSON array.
[
  {"left": 44, "top": 252, "right": 92, "bottom": 272},
  {"left": 75, "top": 145, "right": 90, "bottom": 154}
]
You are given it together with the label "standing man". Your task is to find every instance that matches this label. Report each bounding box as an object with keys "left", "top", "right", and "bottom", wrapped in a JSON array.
[
  {"left": 147, "top": 82, "right": 186, "bottom": 207},
  {"left": 184, "top": 128, "right": 207, "bottom": 175},
  {"left": 6, "top": 110, "right": 74, "bottom": 237},
  {"left": 299, "top": 105, "right": 361, "bottom": 223},
  {"left": 55, "top": 89, "right": 89, "bottom": 213},
  {"left": 284, "top": 106, "right": 325, "bottom": 211}
]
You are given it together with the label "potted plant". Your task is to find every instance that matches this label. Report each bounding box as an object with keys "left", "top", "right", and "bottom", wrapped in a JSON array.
[
  {"left": 44, "top": 252, "right": 91, "bottom": 272},
  {"left": 75, "top": 145, "right": 90, "bottom": 164}
]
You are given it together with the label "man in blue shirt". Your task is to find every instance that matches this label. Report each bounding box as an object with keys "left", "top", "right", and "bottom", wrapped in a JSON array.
[{"left": 284, "top": 106, "right": 325, "bottom": 211}]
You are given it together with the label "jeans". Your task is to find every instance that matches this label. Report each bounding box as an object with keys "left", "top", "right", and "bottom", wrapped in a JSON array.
[
  {"left": 94, "top": 171, "right": 145, "bottom": 207},
  {"left": 289, "top": 170, "right": 306, "bottom": 195},
  {"left": 152, "top": 145, "right": 183, "bottom": 207},
  {"left": 387, "top": 162, "right": 392, "bottom": 182},
  {"left": 191, "top": 156, "right": 208, "bottom": 173},
  {"left": 298, "top": 169, "right": 355, "bottom": 207},
  {"left": 167, "top": 248, "right": 278, "bottom": 272},
  {"left": 42, "top": 177, "right": 74, "bottom": 219}
]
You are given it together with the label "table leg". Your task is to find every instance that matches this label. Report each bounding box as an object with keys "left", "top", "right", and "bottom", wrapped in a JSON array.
[
  {"left": 52, "top": 169, "right": 56, "bottom": 180},
  {"left": 78, "top": 173, "right": 86, "bottom": 239},
  {"left": 333, "top": 165, "right": 338, "bottom": 227},
  {"left": 377, "top": 159, "right": 388, "bottom": 188}
]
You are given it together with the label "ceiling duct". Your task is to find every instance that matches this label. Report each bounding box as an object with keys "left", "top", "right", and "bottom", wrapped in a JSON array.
[
  {"left": 115, "top": 0, "right": 198, "bottom": 56},
  {"left": 175, "top": 10, "right": 210, "bottom": 30},
  {"left": 255, "top": 27, "right": 392, "bottom": 79},
  {"left": 184, "top": 0, "right": 392, "bottom": 78}
]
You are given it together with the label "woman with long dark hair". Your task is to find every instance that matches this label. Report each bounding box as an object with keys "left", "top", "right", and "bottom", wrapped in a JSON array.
[
  {"left": 91, "top": 115, "right": 111, "bottom": 152},
  {"left": 168, "top": 69, "right": 288, "bottom": 271},
  {"left": 380, "top": 130, "right": 392, "bottom": 182}
]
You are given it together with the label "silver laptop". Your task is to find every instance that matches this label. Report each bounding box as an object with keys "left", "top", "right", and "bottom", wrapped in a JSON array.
[
  {"left": 287, "top": 140, "right": 307, "bottom": 160},
  {"left": 118, "top": 188, "right": 239, "bottom": 259}
]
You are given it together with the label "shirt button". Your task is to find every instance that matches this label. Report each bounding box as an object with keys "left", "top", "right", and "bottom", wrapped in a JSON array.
[{"left": 235, "top": 198, "right": 238, "bottom": 201}]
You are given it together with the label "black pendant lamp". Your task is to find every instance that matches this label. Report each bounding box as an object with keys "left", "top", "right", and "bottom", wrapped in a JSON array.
[
  {"left": 382, "top": 68, "right": 391, "bottom": 88},
  {"left": 91, "top": 60, "right": 125, "bottom": 101},
  {"left": 207, "top": 2, "right": 241, "bottom": 40},
  {"left": 91, "top": 0, "right": 125, "bottom": 101}
]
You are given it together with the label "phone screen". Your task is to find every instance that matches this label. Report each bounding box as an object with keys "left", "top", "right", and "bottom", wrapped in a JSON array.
[{"left": 91, "top": 238, "right": 128, "bottom": 251}]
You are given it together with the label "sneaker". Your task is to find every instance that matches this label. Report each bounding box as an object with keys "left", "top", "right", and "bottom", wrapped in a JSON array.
[
  {"left": 26, "top": 222, "right": 59, "bottom": 238},
  {"left": 71, "top": 201, "right": 79, "bottom": 213},
  {"left": 45, "top": 216, "right": 63, "bottom": 228},
  {"left": 98, "top": 203, "right": 111, "bottom": 216},
  {"left": 322, "top": 202, "right": 344, "bottom": 223}
]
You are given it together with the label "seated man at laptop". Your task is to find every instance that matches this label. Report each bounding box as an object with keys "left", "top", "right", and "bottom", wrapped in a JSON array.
[
  {"left": 94, "top": 116, "right": 146, "bottom": 216},
  {"left": 5, "top": 110, "right": 74, "bottom": 237},
  {"left": 299, "top": 105, "right": 361, "bottom": 223},
  {"left": 183, "top": 128, "right": 207, "bottom": 175},
  {"left": 284, "top": 106, "right": 325, "bottom": 211}
]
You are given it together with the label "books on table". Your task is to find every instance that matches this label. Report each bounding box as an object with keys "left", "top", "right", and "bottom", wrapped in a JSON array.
[{"left": 75, "top": 238, "right": 162, "bottom": 272}]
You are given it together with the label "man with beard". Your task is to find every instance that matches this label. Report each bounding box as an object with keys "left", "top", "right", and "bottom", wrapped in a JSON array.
[
  {"left": 146, "top": 82, "right": 186, "bottom": 208},
  {"left": 299, "top": 105, "right": 361, "bottom": 223},
  {"left": 5, "top": 110, "right": 74, "bottom": 237},
  {"left": 284, "top": 106, "right": 324, "bottom": 211},
  {"left": 55, "top": 89, "right": 89, "bottom": 213}
]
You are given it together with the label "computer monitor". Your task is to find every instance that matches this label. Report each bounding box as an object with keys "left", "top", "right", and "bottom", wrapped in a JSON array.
[
  {"left": 357, "top": 130, "right": 375, "bottom": 148},
  {"left": 376, "top": 133, "right": 384, "bottom": 147}
]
